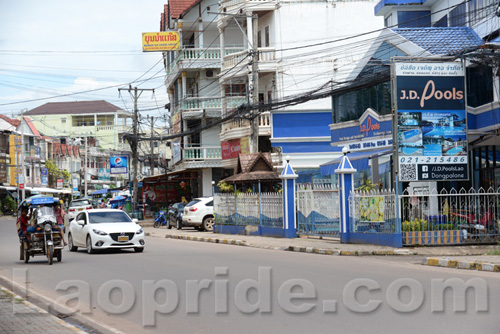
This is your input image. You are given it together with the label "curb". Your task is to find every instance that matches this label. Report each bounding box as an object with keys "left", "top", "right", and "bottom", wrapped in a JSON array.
[
  {"left": 165, "top": 234, "right": 246, "bottom": 246},
  {"left": 162, "top": 233, "right": 417, "bottom": 256},
  {"left": 0, "top": 286, "right": 86, "bottom": 333},
  {"left": 423, "top": 258, "right": 500, "bottom": 272}
]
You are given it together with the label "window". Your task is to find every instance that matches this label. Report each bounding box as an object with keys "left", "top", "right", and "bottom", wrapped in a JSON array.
[
  {"left": 466, "top": 66, "right": 494, "bottom": 108},
  {"left": 450, "top": 3, "right": 467, "bottom": 27},
  {"left": 398, "top": 11, "right": 431, "bottom": 28},
  {"left": 73, "top": 115, "right": 95, "bottom": 127},
  {"left": 224, "top": 84, "right": 246, "bottom": 96},
  {"left": 433, "top": 15, "right": 448, "bottom": 27},
  {"left": 332, "top": 81, "right": 392, "bottom": 123},
  {"left": 264, "top": 26, "right": 270, "bottom": 47},
  {"left": 469, "top": 0, "right": 496, "bottom": 26}
]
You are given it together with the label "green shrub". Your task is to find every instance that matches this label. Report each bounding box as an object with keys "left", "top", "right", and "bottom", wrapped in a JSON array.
[
  {"left": 402, "top": 219, "right": 458, "bottom": 232},
  {"left": 2, "top": 196, "right": 16, "bottom": 211}
]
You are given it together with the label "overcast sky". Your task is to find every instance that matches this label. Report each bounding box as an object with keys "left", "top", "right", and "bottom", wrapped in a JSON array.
[{"left": 0, "top": 0, "right": 169, "bottom": 123}]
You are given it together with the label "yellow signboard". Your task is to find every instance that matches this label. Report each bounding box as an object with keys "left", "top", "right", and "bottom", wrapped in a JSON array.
[{"left": 142, "top": 32, "right": 180, "bottom": 52}]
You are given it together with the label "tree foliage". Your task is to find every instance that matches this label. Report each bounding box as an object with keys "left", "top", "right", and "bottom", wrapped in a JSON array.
[{"left": 45, "top": 160, "right": 70, "bottom": 183}]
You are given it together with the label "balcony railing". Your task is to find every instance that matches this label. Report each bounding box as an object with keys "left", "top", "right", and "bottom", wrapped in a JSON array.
[
  {"left": 175, "top": 96, "right": 247, "bottom": 119},
  {"left": 221, "top": 111, "right": 271, "bottom": 134},
  {"left": 222, "top": 48, "right": 276, "bottom": 73},
  {"left": 167, "top": 47, "right": 245, "bottom": 77},
  {"left": 183, "top": 146, "right": 222, "bottom": 161}
]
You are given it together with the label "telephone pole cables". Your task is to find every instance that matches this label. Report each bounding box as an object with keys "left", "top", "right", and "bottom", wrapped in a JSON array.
[{"left": 118, "top": 85, "right": 154, "bottom": 210}]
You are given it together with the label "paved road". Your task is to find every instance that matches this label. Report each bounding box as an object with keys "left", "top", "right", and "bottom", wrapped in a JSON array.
[{"left": 0, "top": 215, "right": 499, "bottom": 334}]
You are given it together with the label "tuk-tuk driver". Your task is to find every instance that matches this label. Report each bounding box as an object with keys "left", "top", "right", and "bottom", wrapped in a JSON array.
[{"left": 17, "top": 206, "right": 34, "bottom": 238}]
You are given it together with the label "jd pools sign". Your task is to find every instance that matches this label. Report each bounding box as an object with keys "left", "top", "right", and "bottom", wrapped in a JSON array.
[{"left": 393, "top": 61, "right": 468, "bottom": 182}]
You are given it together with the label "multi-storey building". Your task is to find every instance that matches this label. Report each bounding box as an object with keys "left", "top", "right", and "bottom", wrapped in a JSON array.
[
  {"left": 160, "top": 0, "right": 384, "bottom": 194},
  {"left": 161, "top": 0, "right": 245, "bottom": 197},
  {"left": 24, "top": 100, "right": 134, "bottom": 193},
  {"left": 217, "top": 0, "right": 385, "bottom": 182}
]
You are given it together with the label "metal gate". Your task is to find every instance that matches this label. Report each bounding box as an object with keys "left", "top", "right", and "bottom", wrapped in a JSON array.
[{"left": 296, "top": 184, "right": 340, "bottom": 237}]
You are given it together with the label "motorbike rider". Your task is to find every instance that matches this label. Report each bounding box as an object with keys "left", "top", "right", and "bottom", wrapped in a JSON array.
[{"left": 54, "top": 203, "right": 68, "bottom": 246}]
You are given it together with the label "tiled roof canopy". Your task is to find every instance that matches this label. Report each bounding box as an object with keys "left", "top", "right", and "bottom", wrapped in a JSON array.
[
  {"left": 392, "top": 27, "right": 484, "bottom": 55},
  {"left": 25, "top": 100, "right": 124, "bottom": 116}
]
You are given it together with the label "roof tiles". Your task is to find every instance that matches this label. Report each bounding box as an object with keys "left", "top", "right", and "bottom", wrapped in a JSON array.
[
  {"left": 25, "top": 100, "right": 124, "bottom": 116},
  {"left": 392, "top": 27, "right": 484, "bottom": 55}
]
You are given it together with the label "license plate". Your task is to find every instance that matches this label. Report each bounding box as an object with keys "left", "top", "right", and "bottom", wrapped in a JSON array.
[
  {"left": 118, "top": 236, "right": 129, "bottom": 242},
  {"left": 78, "top": 208, "right": 83, "bottom": 211}
]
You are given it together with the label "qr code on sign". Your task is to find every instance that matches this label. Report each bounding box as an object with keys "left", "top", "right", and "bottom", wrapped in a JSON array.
[{"left": 400, "top": 164, "right": 417, "bottom": 181}]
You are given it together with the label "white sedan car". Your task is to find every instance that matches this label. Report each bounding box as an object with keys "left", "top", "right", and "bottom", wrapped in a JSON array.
[{"left": 68, "top": 209, "right": 145, "bottom": 253}]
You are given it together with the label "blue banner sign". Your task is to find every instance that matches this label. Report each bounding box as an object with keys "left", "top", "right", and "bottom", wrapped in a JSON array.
[
  {"left": 31, "top": 197, "right": 55, "bottom": 205},
  {"left": 110, "top": 156, "right": 128, "bottom": 174}
]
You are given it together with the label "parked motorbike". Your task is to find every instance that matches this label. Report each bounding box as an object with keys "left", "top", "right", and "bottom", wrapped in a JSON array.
[
  {"left": 452, "top": 209, "right": 496, "bottom": 242},
  {"left": 154, "top": 210, "right": 168, "bottom": 228},
  {"left": 19, "top": 196, "right": 64, "bottom": 265}
]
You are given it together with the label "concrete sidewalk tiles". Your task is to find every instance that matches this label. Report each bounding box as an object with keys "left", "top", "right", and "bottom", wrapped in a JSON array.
[
  {"left": 423, "top": 258, "right": 500, "bottom": 272},
  {"left": 0, "top": 286, "right": 85, "bottom": 334},
  {"left": 163, "top": 233, "right": 416, "bottom": 256}
]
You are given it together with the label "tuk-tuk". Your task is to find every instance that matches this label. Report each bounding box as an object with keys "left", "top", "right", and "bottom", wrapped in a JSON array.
[{"left": 17, "top": 195, "right": 64, "bottom": 265}]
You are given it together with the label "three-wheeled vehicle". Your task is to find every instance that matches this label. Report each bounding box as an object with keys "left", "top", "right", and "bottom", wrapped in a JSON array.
[{"left": 17, "top": 195, "right": 64, "bottom": 265}]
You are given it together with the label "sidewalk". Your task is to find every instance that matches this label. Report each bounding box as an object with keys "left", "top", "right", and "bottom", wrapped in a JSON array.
[
  {"left": 0, "top": 286, "right": 85, "bottom": 334},
  {"left": 140, "top": 219, "right": 500, "bottom": 272}
]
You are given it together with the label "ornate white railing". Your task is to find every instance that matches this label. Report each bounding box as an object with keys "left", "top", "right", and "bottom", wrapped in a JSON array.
[
  {"left": 183, "top": 146, "right": 221, "bottom": 160},
  {"left": 214, "top": 192, "right": 282, "bottom": 227}
]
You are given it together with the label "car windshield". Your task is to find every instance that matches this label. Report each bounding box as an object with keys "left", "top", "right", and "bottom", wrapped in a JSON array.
[
  {"left": 36, "top": 206, "right": 55, "bottom": 217},
  {"left": 71, "top": 200, "right": 91, "bottom": 207},
  {"left": 88, "top": 211, "right": 132, "bottom": 224}
]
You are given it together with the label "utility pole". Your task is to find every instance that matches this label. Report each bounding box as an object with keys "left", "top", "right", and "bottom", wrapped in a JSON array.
[
  {"left": 118, "top": 85, "right": 154, "bottom": 211},
  {"left": 150, "top": 115, "right": 155, "bottom": 177},
  {"left": 84, "top": 135, "right": 88, "bottom": 197},
  {"left": 248, "top": 13, "right": 259, "bottom": 153}
]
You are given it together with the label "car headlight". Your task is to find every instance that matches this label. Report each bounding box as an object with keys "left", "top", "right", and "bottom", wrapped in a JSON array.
[
  {"left": 136, "top": 228, "right": 144, "bottom": 235},
  {"left": 92, "top": 229, "right": 108, "bottom": 236}
]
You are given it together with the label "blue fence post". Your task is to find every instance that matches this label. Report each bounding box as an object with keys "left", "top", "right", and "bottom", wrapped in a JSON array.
[
  {"left": 335, "top": 148, "right": 357, "bottom": 243},
  {"left": 280, "top": 156, "right": 298, "bottom": 238}
]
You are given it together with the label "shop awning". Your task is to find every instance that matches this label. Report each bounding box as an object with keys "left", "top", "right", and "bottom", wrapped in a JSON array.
[
  {"left": 320, "top": 148, "right": 392, "bottom": 176},
  {"left": 91, "top": 188, "right": 109, "bottom": 195}
]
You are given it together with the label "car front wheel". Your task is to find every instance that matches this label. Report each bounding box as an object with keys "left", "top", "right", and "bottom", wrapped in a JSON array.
[{"left": 86, "top": 235, "right": 94, "bottom": 254}]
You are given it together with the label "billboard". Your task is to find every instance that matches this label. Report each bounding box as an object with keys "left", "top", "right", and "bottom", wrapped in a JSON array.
[
  {"left": 110, "top": 156, "right": 128, "bottom": 174},
  {"left": 142, "top": 32, "right": 180, "bottom": 52},
  {"left": 221, "top": 137, "right": 250, "bottom": 160},
  {"left": 394, "top": 62, "right": 468, "bottom": 182},
  {"left": 98, "top": 168, "right": 111, "bottom": 181}
]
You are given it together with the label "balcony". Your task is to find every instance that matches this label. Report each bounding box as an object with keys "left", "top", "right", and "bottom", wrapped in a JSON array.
[
  {"left": 174, "top": 145, "right": 222, "bottom": 170},
  {"left": 175, "top": 96, "right": 247, "bottom": 120},
  {"left": 166, "top": 47, "right": 245, "bottom": 88},
  {"left": 221, "top": 48, "right": 276, "bottom": 80},
  {"left": 220, "top": 111, "right": 271, "bottom": 142},
  {"left": 219, "top": 0, "right": 277, "bottom": 15}
]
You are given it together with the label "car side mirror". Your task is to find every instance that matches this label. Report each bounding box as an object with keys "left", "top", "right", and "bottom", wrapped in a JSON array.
[
  {"left": 132, "top": 218, "right": 138, "bottom": 223},
  {"left": 77, "top": 220, "right": 86, "bottom": 226}
]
